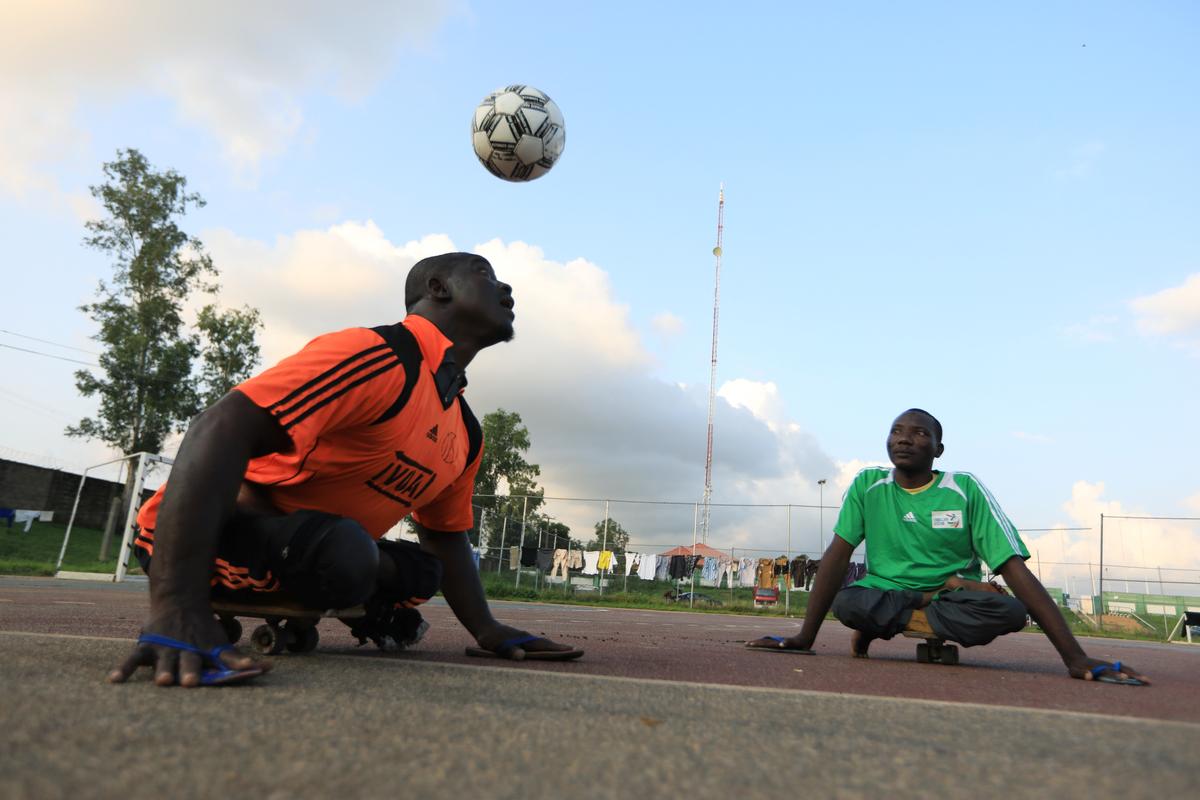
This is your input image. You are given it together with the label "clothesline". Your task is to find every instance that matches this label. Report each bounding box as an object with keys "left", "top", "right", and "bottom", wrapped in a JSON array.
[{"left": 483, "top": 544, "right": 864, "bottom": 590}]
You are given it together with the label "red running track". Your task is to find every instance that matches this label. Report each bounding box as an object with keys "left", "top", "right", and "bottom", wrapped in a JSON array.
[{"left": 2, "top": 578, "right": 1197, "bottom": 724}]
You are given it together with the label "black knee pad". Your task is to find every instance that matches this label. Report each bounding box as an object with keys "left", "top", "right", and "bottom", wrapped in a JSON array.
[
  {"left": 375, "top": 538, "right": 442, "bottom": 606},
  {"left": 264, "top": 511, "right": 379, "bottom": 609}
]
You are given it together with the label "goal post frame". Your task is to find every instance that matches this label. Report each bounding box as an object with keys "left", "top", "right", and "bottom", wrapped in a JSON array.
[{"left": 54, "top": 451, "right": 174, "bottom": 582}]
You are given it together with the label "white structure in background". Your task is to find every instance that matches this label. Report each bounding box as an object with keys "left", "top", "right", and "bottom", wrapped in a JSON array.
[{"left": 55, "top": 451, "right": 173, "bottom": 582}]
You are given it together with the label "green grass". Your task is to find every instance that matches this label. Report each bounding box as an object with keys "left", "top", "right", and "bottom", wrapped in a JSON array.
[
  {"left": 0, "top": 520, "right": 144, "bottom": 577},
  {"left": 1016, "top": 607, "right": 1180, "bottom": 644},
  {"left": 479, "top": 568, "right": 809, "bottom": 617}
]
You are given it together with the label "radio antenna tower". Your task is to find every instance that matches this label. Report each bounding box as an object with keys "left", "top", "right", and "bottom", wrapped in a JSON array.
[{"left": 701, "top": 184, "right": 725, "bottom": 544}]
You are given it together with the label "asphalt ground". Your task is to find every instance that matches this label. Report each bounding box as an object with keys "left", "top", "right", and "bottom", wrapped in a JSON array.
[{"left": 1, "top": 576, "right": 1198, "bottom": 799}]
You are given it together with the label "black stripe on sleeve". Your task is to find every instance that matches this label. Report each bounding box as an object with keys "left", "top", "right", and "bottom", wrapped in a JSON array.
[
  {"left": 268, "top": 343, "right": 391, "bottom": 414},
  {"left": 281, "top": 359, "right": 404, "bottom": 430},
  {"left": 275, "top": 350, "right": 399, "bottom": 425}
]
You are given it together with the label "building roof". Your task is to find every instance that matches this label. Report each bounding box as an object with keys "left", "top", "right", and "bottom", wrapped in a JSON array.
[{"left": 657, "top": 543, "right": 729, "bottom": 559}]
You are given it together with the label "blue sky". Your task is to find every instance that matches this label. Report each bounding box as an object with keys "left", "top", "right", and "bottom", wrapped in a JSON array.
[{"left": 1, "top": 2, "right": 1197, "bottom": 591}]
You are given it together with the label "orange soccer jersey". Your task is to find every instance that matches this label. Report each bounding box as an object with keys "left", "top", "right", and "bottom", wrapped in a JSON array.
[{"left": 137, "top": 315, "right": 484, "bottom": 549}]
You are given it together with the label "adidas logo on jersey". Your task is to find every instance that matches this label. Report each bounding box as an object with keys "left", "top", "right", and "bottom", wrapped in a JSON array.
[
  {"left": 902, "top": 512, "right": 917, "bottom": 523},
  {"left": 426, "top": 425, "right": 438, "bottom": 442}
]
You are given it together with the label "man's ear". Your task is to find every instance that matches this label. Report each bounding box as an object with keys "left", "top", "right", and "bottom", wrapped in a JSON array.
[
  {"left": 426, "top": 274, "right": 452, "bottom": 302},
  {"left": 935, "top": 442, "right": 945, "bottom": 458}
]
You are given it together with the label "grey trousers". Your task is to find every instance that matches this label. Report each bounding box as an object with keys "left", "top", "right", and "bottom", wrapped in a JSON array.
[{"left": 830, "top": 586, "right": 1028, "bottom": 648}]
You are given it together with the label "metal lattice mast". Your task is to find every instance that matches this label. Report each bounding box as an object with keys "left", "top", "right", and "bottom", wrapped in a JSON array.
[{"left": 701, "top": 184, "right": 725, "bottom": 544}]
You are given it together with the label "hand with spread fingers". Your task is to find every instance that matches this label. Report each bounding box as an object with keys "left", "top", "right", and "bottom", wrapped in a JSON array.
[
  {"left": 108, "top": 605, "right": 268, "bottom": 687},
  {"left": 467, "top": 624, "right": 584, "bottom": 661},
  {"left": 745, "top": 635, "right": 815, "bottom": 654}
]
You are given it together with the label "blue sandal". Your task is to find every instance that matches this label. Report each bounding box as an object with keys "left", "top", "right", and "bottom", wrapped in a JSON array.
[
  {"left": 746, "top": 635, "right": 815, "bottom": 654},
  {"left": 138, "top": 633, "right": 263, "bottom": 686},
  {"left": 1089, "top": 660, "right": 1144, "bottom": 686}
]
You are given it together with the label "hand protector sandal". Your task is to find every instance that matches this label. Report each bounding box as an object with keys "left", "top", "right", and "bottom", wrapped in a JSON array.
[
  {"left": 137, "top": 633, "right": 264, "bottom": 685},
  {"left": 1089, "top": 660, "right": 1145, "bottom": 686},
  {"left": 745, "top": 635, "right": 815, "bottom": 654},
  {"left": 465, "top": 634, "right": 584, "bottom": 661}
]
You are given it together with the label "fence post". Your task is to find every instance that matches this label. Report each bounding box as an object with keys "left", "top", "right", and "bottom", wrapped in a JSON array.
[
  {"left": 689, "top": 503, "right": 698, "bottom": 609},
  {"left": 600, "top": 500, "right": 609, "bottom": 595},
  {"left": 515, "top": 496, "right": 529, "bottom": 588},
  {"left": 785, "top": 505, "right": 792, "bottom": 616},
  {"left": 496, "top": 517, "right": 507, "bottom": 574},
  {"left": 1098, "top": 513, "right": 1105, "bottom": 630},
  {"left": 730, "top": 546, "right": 735, "bottom": 605}
]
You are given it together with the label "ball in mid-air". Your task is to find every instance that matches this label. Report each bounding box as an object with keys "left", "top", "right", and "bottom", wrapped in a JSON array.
[{"left": 471, "top": 85, "right": 565, "bottom": 182}]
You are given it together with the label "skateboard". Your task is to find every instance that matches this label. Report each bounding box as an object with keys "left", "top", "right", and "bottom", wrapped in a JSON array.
[
  {"left": 901, "top": 630, "right": 959, "bottom": 665},
  {"left": 212, "top": 600, "right": 365, "bottom": 656}
]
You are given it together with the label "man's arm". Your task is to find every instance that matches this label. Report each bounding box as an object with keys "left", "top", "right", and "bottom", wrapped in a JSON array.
[
  {"left": 413, "top": 524, "right": 576, "bottom": 656},
  {"left": 108, "top": 391, "right": 290, "bottom": 687},
  {"left": 747, "top": 535, "right": 854, "bottom": 650},
  {"left": 998, "top": 557, "right": 1149, "bottom": 683},
  {"left": 788, "top": 535, "right": 854, "bottom": 648}
]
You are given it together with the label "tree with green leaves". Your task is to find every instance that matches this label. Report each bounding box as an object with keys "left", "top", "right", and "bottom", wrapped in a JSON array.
[
  {"left": 196, "top": 303, "right": 263, "bottom": 408},
  {"left": 587, "top": 517, "right": 631, "bottom": 555},
  {"left": 68, "top": 148, "right": 262, "bottom": 559},
  {"left": 473, "top": 409, "right": 545, "bottom": 547},
  {"left": 69, "top": 148, "right": 262, "bottom": 455}
]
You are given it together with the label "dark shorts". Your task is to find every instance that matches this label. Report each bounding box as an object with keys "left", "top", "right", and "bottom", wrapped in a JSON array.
[
  {"left": 135, "top": 510, "right": 440, "bottom": 610},
  {"left": 831, "top": 585, "right": 1028, "bottom": 648}
]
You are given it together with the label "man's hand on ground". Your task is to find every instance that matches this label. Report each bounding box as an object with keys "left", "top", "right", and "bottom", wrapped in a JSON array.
[
  {"left": 744, "top": 634, "right": 812, "bottom": 651},
  {"left": 475, "top": 624, "right": 577, "bottom": 659},
  {"left": 1066, "top": 656, "right": 1149, "bottom": 685},
  {"left": 108, "top": 605, "right": 270, "bottom": 687}
]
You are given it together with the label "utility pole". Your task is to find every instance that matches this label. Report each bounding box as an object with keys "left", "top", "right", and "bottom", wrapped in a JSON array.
[
  {"left": 701, "top": 184, "right": 725, "bottom": 544},
  {"left": 817, "top": 479, "right": 827, "bottom": 553}
]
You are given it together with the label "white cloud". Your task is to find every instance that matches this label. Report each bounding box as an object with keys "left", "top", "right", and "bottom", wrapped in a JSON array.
[
  {"left": 206, "top": 221, "right": 453, "bottom": 360},
  {"left": 718, "top": 379, "right": 785, "bottom": 432},
  {"left": 650, "top": 311, "right": 684, "bottom": 337},
  {"left": 206, "top": 224, "right": 840, "bottom": 550},
  {"left": 1021, "top": 481, "right": 1200, "bottom": 597},
  {"left": 1131, "top": 273, "right": 1200, "bottom": 337},
  {"left": 1185, "top": 493, "right": 1200, "bottom": 515},
  {"left": 0, "top": 1, "right": 456, "bottom": 199}
]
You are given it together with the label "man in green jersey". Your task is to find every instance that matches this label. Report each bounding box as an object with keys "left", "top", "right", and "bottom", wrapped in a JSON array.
[{"left": 747, "top": 409, "right": 1147, "bottom": 684}]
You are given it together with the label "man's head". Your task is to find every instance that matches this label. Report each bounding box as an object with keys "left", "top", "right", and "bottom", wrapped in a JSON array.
[
  {"left": 405, "top": 252, "right": 515, "bottom": 346},
  {"left": 886, "top": 408, "right": 944, "bottom": 473}
]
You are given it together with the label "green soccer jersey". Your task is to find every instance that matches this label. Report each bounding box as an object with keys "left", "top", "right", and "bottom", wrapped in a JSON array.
[{"left": 833, "top": 468, "right": 1029, "bottom": 592}]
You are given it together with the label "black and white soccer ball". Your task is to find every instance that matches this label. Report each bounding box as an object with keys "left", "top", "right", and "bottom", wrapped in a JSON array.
[{"left": 471, "top": 85, "right": 565, "bottom": 182}]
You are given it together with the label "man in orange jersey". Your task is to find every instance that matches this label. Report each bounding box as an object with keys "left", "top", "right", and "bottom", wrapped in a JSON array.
[{"left": 110, "top": 252, "right": 582, "bottom": 688}]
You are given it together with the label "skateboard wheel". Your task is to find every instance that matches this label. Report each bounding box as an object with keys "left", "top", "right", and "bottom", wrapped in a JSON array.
[
  {"left": 219, "top": 618, "right": 242, "bottom": 642},
  {"left": 916, "top": 643, "right": 931, "bottom": 663},
  {"left": 941, "top": 645, "right": 959, "bottom": 665},
  {"left": 250, "top": 623, "right": 286, "bottom": 655},
  {"left": 287, "top": 625, "right": 319, "bottom": 654}
]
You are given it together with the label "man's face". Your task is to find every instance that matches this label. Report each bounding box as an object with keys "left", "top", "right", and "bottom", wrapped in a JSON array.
[
  {"left": 448, "top": 256, "right": 515, "bottom": 344},
  {"left": 886, "top": 411, "right": 943, "bottom": 472}
]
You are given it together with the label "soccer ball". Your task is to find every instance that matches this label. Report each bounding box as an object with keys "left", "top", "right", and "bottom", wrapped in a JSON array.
[{"left": 471, "top": 85, "right": 565, "bottom": 182}]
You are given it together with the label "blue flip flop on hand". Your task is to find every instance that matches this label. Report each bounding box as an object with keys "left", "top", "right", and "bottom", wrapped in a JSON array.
[
  {"left": 746, "top": 635, "right": 815, "bottom": 654},
  {"left": 465, "top": 634, "right": 584, "bottom": 661},
  {"left": 138, "top": 633, "right": 263, "bottom": 686},
  {"left": 1089, "top": 660, "right": 1144, "bottom": 686}
]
